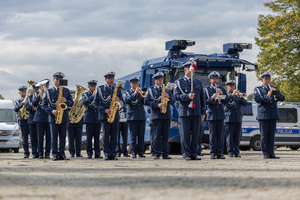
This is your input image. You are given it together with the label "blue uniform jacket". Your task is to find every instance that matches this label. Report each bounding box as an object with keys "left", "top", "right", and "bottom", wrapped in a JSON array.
[
  {"left": 224, "top": 94, "right": 248, "bottom": 123},
  {"left": 41, "top": 87, "right": 74, "bottom": 123},
  {"left": 25, "top": 95, "right": 36, "bottom": 124},
  {"left": 123, "top": 89, "right": 146, "bottom": 121},
  {"left": 93, "top": 84, "right": 124, "bottom": 121},
  {"left": 173, "top": 77, "right": 206, "bottom": 117},
  {"left": 204, "top": 85, "right": 230, "bottom": 121},
  {"left": 14, "top": 97, "right": 28, "bottom": 126},
  {"left": 254, "top": 85, "right": 285, "bottom": 120},
  {"left": 144, "top": 85, "right": 175, "bottom": 120},
  {"left": 32, "top": 92, "right": 49, "bottom": 123},
  {"left": 82, "top": 91, "right": 101, "bottom": 124}
]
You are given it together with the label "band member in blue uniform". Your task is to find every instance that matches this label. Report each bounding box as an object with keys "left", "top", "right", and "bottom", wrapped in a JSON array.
[
  {"left": 67, "top": 90, "right": 83, "bottom": 158},
  {"left": 14, "top": 86, "right": 30, "bottom": 158},
  {"left": 32, "top": 79, "right": 51, "bottom": 159},
  {"left": 224, "top": 80, "right": 247, "bottom": 157},
  {"left": 25, "top": 84, "right": 39, "bottom": 158},
  {"left": 204, "top": 71, "right": 229, "bottom": 159},
  {"left": 145, "top": 73, "right": 175, "bottom": 159},
  {"left": 41, "top": 72, "right": 73, "bottom": 161},
  {"left": 117, "top": 85, "right": 129, "bottom": 157},
  {"left": 174, "top": 62, "right": 206, "bottom": 161},
  {"left": 124, "top": 76, "right": 146, "bottom": 158},
  {"left": 82, "top": 80, "right": 102, "bottom": 159},
  {"left": 94, "top": 72, "right": 123, "bottom": 161},
  {"left": 253, "top": 72, "right": 285, "bottom": 159}
]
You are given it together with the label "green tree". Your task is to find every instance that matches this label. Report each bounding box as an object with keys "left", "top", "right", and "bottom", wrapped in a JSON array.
[
  {"left": 246, "top": 93, "right": 254, "bottom": 101},
  {"left": 0, "top": 94, "right": 4, "bottom": 100},
  {"left": 255, "top": 0, "right": 300, "bottom": 102}
]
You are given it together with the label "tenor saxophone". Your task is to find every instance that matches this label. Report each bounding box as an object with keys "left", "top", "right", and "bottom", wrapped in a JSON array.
[
  {"left": 55, "top": 86, "right": 67, "bottom": 124},
  {"left": 69, "top": 84, "right": 87, "bottom": 123},
  {"left": 160, "top": 84, "right": 169, "bottom": 114},
  {"left": 107, "top": 84, "right": 121, "bottom": 123}
]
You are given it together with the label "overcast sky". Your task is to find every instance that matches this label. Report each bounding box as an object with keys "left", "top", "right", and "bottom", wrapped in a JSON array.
[{"left": 0, "top": 0, "right": 269, "bottom": 100}]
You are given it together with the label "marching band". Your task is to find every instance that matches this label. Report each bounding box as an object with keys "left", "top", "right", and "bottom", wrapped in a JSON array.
[{"left": 13, "top": 65, "right": 285, "bottom": 161}]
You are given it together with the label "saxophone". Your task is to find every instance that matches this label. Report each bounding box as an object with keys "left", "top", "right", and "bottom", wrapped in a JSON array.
[
  {"left": 69, "top": 84, "right": 87, "bottom": 123},
  {"left": 20, "top": 80, "right": 36, "bottom": 120},
  {"left": 107, "top": 84, "right": 121, "bottom": 123},
  {"left": 160, "top": 84, "right": 169, "bottom": 114},
  {"left": 55, "top": 86, "right": 67, "bottom": 124}
]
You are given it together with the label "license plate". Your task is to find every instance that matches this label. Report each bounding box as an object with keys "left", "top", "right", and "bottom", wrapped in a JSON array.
[{"left": 0, "top": 141, "right": 7, "bottom": 145}]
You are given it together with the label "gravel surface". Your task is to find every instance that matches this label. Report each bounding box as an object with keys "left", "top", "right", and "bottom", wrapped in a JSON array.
[{"left": 0, "top": 148, "right": 300, "bottom": 200}]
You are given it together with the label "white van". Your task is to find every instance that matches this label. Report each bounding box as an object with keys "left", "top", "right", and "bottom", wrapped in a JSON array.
[
  {"left": 240, "top": 101, "right": 300, "bottom": 151},
  {"left": 0, "top": 100, "right": 21, "bottom": 152}
]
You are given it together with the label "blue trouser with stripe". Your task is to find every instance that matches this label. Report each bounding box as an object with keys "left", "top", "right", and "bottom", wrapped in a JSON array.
[{"left": 259, "top": 119, "right": 277, "bottom": 156}]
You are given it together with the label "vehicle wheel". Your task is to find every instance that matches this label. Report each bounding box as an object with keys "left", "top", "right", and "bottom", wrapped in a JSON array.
[
  {"left": 290, "top": 146, "right": 299, "bottom": 151},
  {"left": 81, "top": 143, "right": 87, "bottom": 150},
  {"left": 127, "top": 145, "right": 131, "bottom": 154},
  {"left": 13, "top": 148, "right": 19, "bottom": 153},
  {"left": 168, "top": 142, "right": 181, "bottom": 155},
  {"left": 250, "top": 136, "right": 261, "bottom": 151},
  {"left": 240, "top": 146, "right": 251, "bottom": 151}
]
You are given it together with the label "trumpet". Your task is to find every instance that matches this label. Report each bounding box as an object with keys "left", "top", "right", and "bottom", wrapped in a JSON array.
[
  {"left": 236, "top": 92, "right": 247, "bottom": 98},
  {"left": 136, "top": 87, "right": 146, "bottom": 98}
]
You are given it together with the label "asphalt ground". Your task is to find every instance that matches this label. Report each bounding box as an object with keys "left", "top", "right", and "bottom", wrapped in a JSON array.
[{"left": 0, "top": 147, "right": 300, "bottom": 200}]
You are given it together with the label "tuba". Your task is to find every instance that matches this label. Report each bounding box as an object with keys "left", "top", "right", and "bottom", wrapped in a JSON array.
[
  {"left": 69, "top": 84, "right": 87, "bottom": 123},
  {"left": 55, "top": 86, "right": 67, "bottom": 124},
  {"left": 20, "top": 80, "right": 36, "bottom": 120},
  {"left": 107, "top": 84, "right": 122, "bottom": 123},
  {"left": 160, "top": 84, "right": 169, "bottom": 114}
]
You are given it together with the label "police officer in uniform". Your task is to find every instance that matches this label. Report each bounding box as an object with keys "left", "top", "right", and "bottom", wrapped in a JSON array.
[
  {"left": 42, "top": 72, "right": 73, "bottom": 161},
  {"left": 82, "top": 80, "right": 102, "bottom": 159},
  {"left": 94, "top": 72, "right": 123, "bottom": 160},
  {"left": 224, "top": 80, "right": 247, "bottom": 157},
  {"left": 174, "top": 62, "right": 206, "bottom": 161},
  {"left": 124, "top": 76, "right": 146, "bottom": 158},
  {"left": 32, "top": 79, "right": 51, "bottom": 159},
  {"left": 145, "top": 73, "right": 175, "bottom": 159},
  {"left": 253, "top": 72, "right": 285, "bottom": 159},
  {"left": 204, "top": 71, "right": 229, "bottom": 159},
  {"left": 25, "top": 84, "right": 39, "bottom": 158},
  {"left": 117, "top": 85, "right": 129, "bottom": 157},
  {"left": 14, "top": 86, "right": 30, "bottom": 158},
  {"left": 67, "top": 90, "right": 84, "bottom": 158}
]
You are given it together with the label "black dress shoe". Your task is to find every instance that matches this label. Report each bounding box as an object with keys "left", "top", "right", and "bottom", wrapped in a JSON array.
[
  {"left": 191, "top": 156, "right": 201, "bottom": 160},
  {"left": 132, "top": 154, "right": 137, "bottom": 158},
  {"left": 163, "top": 155, "right": 172, "bottom": 159},
  {"left": 95, "top": 155, "right": 103, "bottom": 159},
  {"left": 234, "top": 154, "right": 241, "bottom": 157},
  {"left": 139, "top": 154, "right": 146, "bottom": 158},
  {"left": 53, "top": 156, "right": 58, "bottom": 161},
  {"left": 70, "top": 154, "right": 75, "bottom": 158},
  {"left": 87, "top": 155, "right": 92, "bottom": 159},
  {"left": 33, "top": 155, "right": 39, "bottom": 159},
  {"left": 105, "top": 156, "right": 110, "bottom": 160},
  {"left": 269, "top": 155, "right": 280, "bottom": 159},
  {"left": 154, "top": 155, "right": 160, "bottom": 160},
  {"left": 217, "top": 155, "right": 226, "bottom": 159},
  {"left": 76, "top": 154, "right": 83, "bottom": 158},
  {"left": 117, "top": 154, "right": 121, "bottom": 157},
  {"left": 112, "top": 156, "right": 118, "bottom": 160},
  {"left": 197, "top": 153, "right": 203, "bottom": 156},
  {"left": 45, "top": 156, "right": 50, "bottom": 159},
  {"left": 182, "top": 155, "right": 186, "bottom": 159},
  {"left": 228, "top": 154, "right": 233, "bottom": 157},
  {"left": 263, "top": 155, "right": 270, "bottom": 159},
  {"left": 38, "top": 156, "right": 43, "bottom": 159},
  {"left": 59, "top": 156, "right": 70, "bottom": 160},
  {"left": 123, "top": 154, "right": 130, "bottom": 157},
  {"left": 185, "top": 156, "right": 192, "bottom": 161},
  {"left": 24, "top": 155, "right": 29, "bottom": 158},
  {"left": 210, "top": 155, "right": 216, "bottom": 159}
]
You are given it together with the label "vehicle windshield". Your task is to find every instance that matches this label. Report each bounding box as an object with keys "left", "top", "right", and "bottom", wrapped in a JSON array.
[
  {"left": 175, "top": 68, "right": 232, "bottom": 88},
  {"left": 0, "top": 109, "right": 17, "bottom": 123}
]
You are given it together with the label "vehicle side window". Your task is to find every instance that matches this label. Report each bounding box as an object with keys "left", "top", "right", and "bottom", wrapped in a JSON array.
[
  {"left": 278, "top": 108, "right": 298, "bottom": 123},
  {"left": 242, "top": 102, "right": 253, "bottom": 116}
]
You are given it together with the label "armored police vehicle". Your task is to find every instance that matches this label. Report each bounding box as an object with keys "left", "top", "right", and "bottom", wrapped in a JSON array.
[
  {"left": 118, "top": 39, "right": 257, "bottom": 153},
  {"left": 240, "top": 102, "right": 300, "bottom": 151},
  {"left": 0, "top": 100, "right": 21, "bottom": 153}
]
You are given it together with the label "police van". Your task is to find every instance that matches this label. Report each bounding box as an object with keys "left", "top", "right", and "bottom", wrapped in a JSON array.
[
  {"left": 240, "top": 101, "right": 300, "bottom": 151},
  {"left": 0, "top": 100, "right": 21, "bottom": 152}
]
